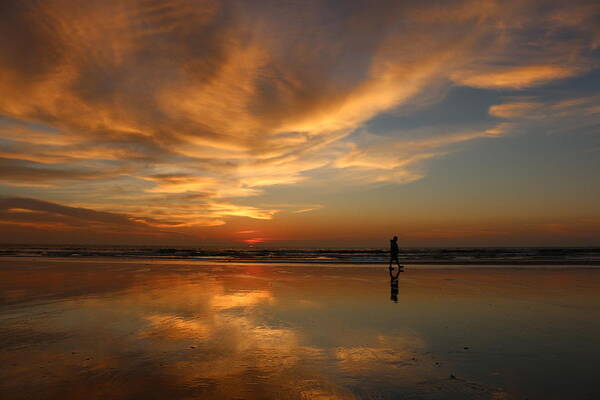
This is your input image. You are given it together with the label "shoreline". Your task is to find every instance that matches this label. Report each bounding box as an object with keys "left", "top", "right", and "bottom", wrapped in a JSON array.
[{"left": 1, "top": 255, "right": 600, "bottom": 266}]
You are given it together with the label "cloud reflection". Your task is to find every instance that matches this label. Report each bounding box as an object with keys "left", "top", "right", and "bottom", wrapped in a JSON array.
[{"left": 3, "top": 262, "right": 550, "bottom": 399}]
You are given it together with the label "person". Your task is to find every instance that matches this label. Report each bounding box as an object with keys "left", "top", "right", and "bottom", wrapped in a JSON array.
[{"left": 389, "top": 235, "right": 404, "bottom": 272}]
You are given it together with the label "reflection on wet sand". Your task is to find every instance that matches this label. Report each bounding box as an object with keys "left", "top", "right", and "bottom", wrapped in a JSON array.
[
  {"left": 1, "top": 260, "right": 600, "bottom": 399},
  {"left": 389, "top": 266, "right": 402, "bottom": 303}
]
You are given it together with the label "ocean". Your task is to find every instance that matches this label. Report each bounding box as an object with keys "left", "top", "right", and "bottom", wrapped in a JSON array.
[{"left": 1, "top": 245, "right": 599, "bottom": 265}]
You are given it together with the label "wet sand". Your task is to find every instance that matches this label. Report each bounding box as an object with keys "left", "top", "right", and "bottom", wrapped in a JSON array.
[{"left": 1, "top": 259, "right": 599, "bottom": 399}]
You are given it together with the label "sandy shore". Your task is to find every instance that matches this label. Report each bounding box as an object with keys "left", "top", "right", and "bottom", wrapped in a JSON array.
[{"left": 1, "top": 259, "right": 599, "bottom": 399}]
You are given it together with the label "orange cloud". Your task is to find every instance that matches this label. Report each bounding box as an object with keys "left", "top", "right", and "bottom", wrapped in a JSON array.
[
  {"left": 332, "top": 128, "right": 507, "bottom": 185},
  {"left": 489, "top": 102, "right": 542, "bottom": 118},
  {"left": 451, "top": 65, "right": 583, "bottom": 90},
  {"left": 487, "top": 96, "right": 600, "bottom": 141},
  {"left": 243, "top": 238, "right": 266, "bottom": 245},
  {"left": 0, "top": 0, "right": 598, "bottom": 240}
]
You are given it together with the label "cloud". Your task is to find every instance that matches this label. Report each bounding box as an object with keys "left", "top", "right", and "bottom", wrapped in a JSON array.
[
  {"left": 0, "top": 0, "right": 599, "bottom": 237},
  {"left": 292, "top": 206, "right": 324, "bottom": 214},
  {"left": 0, "top": 197, "right": 236, "bottom": 243},
  {"left": 451, "top": 65, "right": 584, "bottom": 90},
  {"left": 488, "top": 95, "right": 600, "bottom": 137},
  {"left": 330, "top": 127, "right": 504, "bottom": 184},
  {"left": 489, "top": 102, "right": 542, "bottom": 118},
  {"left": 0, "top": 157, "right": 122, "bottom": 187},
  {"left": 0, "top": 196, "right": 171, "bottom": 236}
]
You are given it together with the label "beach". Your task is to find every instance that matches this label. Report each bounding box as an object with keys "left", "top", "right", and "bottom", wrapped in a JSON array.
[
  {"left": 1, "top": 258, "right": 599, "bottom": 400},
  {"left": 3, "top": 1, "right": 600, "bottom": 399}
]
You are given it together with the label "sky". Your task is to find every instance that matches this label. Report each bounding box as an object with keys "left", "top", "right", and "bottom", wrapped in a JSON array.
[{"left": 0, "top": 0, "right": 599, "bottom": 247}]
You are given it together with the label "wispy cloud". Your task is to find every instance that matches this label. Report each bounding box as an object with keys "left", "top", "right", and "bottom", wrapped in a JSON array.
[
  {"left": 0, "top": 0, "right": 598, "bottom": 239},
  {"left": 292, "top": 206, "right": 324, "bottom": 214},
  {"left": 451, "top": 65, "right": 585, "bottom": 90},
  {"left": 488, "top": 95, "right": 600, "bottom": 135},
  {"left": 330, "top": 127, "right": 504, "bottom": 185},
  {"left": 0, "top": 196, "right": 192, "bottom": 237}
]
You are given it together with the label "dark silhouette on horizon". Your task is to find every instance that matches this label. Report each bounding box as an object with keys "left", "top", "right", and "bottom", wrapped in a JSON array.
[
  {"left": 388, "top": 235, "right": 403, "bottom": 303},
  {"left": 389, "top": 235, "right": 404, "bottom": 272}
]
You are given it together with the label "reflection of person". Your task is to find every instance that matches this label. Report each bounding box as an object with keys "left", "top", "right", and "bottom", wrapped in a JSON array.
[
  {"left": 389, "top": 236, "right": 404, "bottom": 272},
  {"left": 389, "top": 266, "right": 400, "bottom": 303}
]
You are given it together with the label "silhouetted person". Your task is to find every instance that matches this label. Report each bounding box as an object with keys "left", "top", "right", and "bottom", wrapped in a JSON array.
[
  {"left": 389, "top": 236, "right": 404, "bottom": 272},
  {"left": 389, "top": 264, "right": 400, "bottom": 303}
]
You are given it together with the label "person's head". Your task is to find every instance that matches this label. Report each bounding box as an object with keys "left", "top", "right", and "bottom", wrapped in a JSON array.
[{"left": 392, "top": 236, "right": 398, "bottom": 241}]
